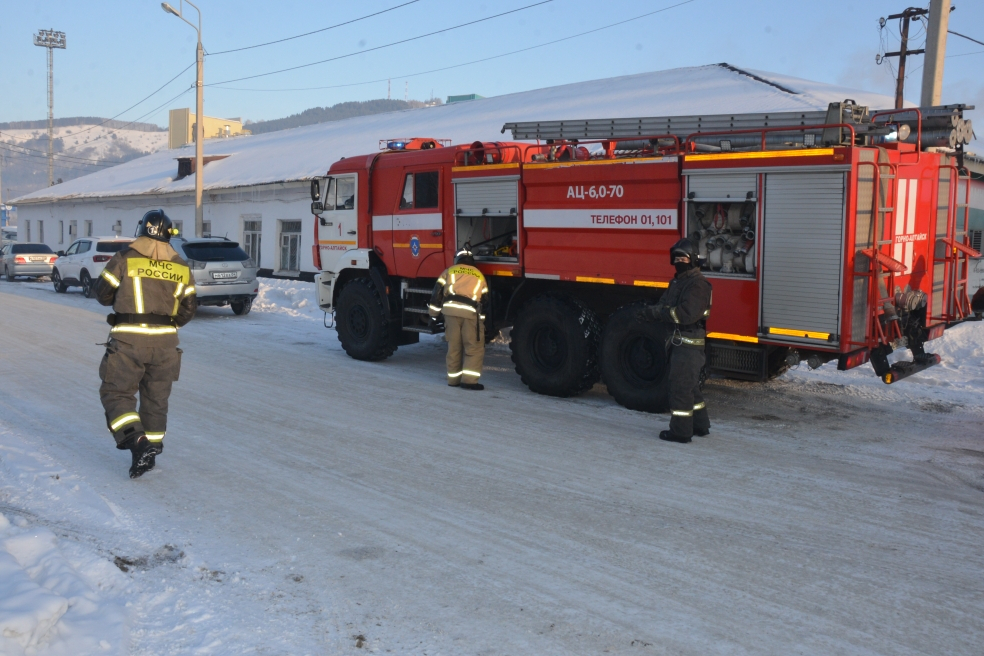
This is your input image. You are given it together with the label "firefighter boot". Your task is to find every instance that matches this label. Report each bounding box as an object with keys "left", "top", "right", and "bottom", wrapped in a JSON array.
[
  {"left": 659, "top": 430, "right": 692, "bottom": 444},
  {"left": 129, "top": 435, "right": 163, "bottom": 479},
  {"left": 461, "top": 383, "right": 485, "bottom": 391}
]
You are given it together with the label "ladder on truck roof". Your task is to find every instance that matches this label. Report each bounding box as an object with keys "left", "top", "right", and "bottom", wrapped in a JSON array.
[{"left": 502, "top": 103, "right": 973, "bottom": 152}]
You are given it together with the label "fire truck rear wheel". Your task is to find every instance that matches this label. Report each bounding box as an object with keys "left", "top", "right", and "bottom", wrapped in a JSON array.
[
  {"left": 336, "top": 277, "right": 397, "bottom": 361},
  {"left": 600, "top": 303, "right": 671, "bottom": 413},
  {"left": 510, "top": 295, "right": 601, "bottom": 397}
]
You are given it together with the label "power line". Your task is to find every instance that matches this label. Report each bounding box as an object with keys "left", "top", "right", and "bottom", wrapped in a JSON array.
[
  {"left": 0, "top": 145, "right": 114, "bottom": 169},
  {"left": 208, "top": 1, "right": 422, "bottom": 55},
  {"left": 211, "top": 0, "right": 697, "bottom": 93},
  {"left": 0, "top": 85, "right": 191, "bottom": 168},
  {"left": 0, "top": 141, "right": 122, "bottom": 165},
  {"left": 948, "top": 29, "right": 984, "bottom": 48},
  {"left": 0, "top": 61, "right": 196, "bottom": 143},
  {"left": 206, "top": 0, "right": 555, "bottom": 87}
]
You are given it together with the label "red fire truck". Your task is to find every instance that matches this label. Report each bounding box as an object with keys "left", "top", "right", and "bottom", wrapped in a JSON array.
[{"left": 309, "top": 103, "right": 978, "bottom": 411}]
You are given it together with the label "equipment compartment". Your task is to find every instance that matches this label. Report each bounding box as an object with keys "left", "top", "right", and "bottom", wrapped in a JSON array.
[
  {"left": 685, "top": 173, "right": 758, "bottom": 277},
  {"left": 453, "top": 176, "right": 519, "bottom": 262}
]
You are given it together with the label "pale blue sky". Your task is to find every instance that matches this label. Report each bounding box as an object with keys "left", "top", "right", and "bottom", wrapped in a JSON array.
[{"left": 2, "top": 0, "right": 983, "bottom": 127}]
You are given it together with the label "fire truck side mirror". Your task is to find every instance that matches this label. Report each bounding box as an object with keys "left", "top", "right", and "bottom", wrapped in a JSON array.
[
  {"left": 311, "top": 201, "right": 324, "bottom": 216},
  {"left": 310, "top": 179, "right": 321, "bottom": 202}
]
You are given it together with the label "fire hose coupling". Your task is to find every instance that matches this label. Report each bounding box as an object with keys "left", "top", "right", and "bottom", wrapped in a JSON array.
[{"left": 894, "top": 286, "right": 927, "bottom": 312}]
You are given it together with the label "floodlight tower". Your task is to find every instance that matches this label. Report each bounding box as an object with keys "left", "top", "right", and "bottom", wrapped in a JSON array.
[{"left": 33, "top": 29, "right": 66, "bottom": 187}]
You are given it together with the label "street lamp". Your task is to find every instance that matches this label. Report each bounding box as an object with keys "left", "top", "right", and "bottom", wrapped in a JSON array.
[{"left": 162, "top": 1, "right": 204, "bottom": 238}]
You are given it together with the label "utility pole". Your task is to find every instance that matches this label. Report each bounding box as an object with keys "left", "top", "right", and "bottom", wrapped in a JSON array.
[
  {"left": 388, "top": 79, "right": 391, "bottom": 100},
  {"left": 880, "top": 8, "right": 927, "bottom": 109},
  {"left": 33, "top": 29, "right": 66, "bottom": 187},
  {"left": 920, "top": 0, "right": 951, "bottom": 107},
  {"left": 162, "top": 2, "right": 204, "bottom": 238}
]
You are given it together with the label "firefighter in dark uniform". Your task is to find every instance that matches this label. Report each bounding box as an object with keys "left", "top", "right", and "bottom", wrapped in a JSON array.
[
  {"left": 93, "top": 210, "right": 197, "bottom": 477},
  {"left": 641, "top": 238, "right": 713, "bottom": 443},
  {"left": 428, "top": 250, "right": 489, "bottom": 390}
]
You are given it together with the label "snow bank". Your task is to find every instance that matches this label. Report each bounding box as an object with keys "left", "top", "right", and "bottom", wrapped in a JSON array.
[
  {"left": 0, "top": 430, "right": 128, "bottom": 656},
  {"left": 251, "top": 278, "right": 322, "bottom": 322},
  {"left": 782, "top": 319, "right": 984, "bottom": 411}
]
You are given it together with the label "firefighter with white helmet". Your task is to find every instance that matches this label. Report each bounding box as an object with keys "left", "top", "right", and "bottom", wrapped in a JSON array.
[
  {"left": 640, "top": 238, "right": 713, "bottom": 443},
  {"left": 93, "top": 210, "right": 197, "bottom": 477},
  {"left": 428, "top": 249, "right": 489, "bottom": 390}
]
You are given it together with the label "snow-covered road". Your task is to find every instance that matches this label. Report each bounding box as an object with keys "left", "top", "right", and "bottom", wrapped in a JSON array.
[{"left": 1, "top": 279, "right": 982, "bottom": 655}]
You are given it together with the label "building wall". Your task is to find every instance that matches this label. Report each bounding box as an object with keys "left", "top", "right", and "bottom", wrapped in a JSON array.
[
  {"left": 15, "top": 181, "right": 316, "bottom": 276},
  {"left": 168, "top": 109, "right": 250, "bottom": 149}
]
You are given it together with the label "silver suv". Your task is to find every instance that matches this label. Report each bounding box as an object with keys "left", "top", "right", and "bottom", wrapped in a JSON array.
[{"left": 171, "top": 237, "right": 259, "bottom": 315}]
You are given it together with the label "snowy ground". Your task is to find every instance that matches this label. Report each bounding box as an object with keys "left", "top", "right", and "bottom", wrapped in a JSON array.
[{"left": 0, "top": 277, "right": 982, "bottom": 655}]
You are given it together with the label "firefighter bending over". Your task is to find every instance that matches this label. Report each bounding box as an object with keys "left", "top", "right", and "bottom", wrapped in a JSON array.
[
  {"left": 640, "top": 238, "right": 713, "bottom": 443},
  {"left": 93, "top": 210, "right": 197, "bottom": 478},
  {"left": 428, "top": 250, "right": 489, "bottom": 390}
]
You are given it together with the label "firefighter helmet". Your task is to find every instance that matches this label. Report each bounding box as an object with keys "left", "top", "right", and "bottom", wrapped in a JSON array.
[
  {"left": 454, "top": 249, "right": 475, "bottom": 266},
  {"left": 669, "top": 238, "right": 699, "bottom": 267},
  {"left": 136, "top": 209, "right": 176, "bottom": 242}
]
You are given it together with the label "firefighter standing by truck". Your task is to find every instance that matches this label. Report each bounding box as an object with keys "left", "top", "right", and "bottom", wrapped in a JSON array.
[
  {"left": 94, "top": 210, "right": 197, "bottom": 478},
  {"left": 428, "top": 250, "right": 489, "bottom": 390},
  {"left": 641, "top": 238, "right": 713, "bottom": 443}
]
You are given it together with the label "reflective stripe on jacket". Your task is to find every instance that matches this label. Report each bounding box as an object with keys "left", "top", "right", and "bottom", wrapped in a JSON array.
[
  {"left": 95, "top": 241, "right": 197, "bottom": 346},
  {"left": 428, "top": 264, "right": 489, "bottom": 320}
]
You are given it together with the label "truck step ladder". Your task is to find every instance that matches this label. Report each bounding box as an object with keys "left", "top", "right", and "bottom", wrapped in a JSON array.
[{"left": 401, "top": 281, "right": 443, "bottom": 334}]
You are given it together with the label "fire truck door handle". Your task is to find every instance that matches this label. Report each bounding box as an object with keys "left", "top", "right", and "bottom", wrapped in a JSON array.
[
  {"left": 347, "top": 230, "right": 357, "bottom": 235},
  {"left": 431, "top": 230, "right": 443, "bottom": 236}
]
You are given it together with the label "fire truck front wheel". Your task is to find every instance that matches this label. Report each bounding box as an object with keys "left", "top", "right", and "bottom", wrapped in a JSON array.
[
  {"left": 510, "top": 295, "right": 601, "bottom": 397},
  {"left": 335, "top": 277, "right": 397, "bottom": 361},
  {"left": 600, "top": 304, "right": 671, "bottom": 413}
]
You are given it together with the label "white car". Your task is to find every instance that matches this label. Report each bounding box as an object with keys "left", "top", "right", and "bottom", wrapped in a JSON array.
[{"left": 52, "top": 237, "right": 134, "bottom": 297}]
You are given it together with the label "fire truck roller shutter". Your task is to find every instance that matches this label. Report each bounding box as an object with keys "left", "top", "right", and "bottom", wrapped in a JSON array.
[
  {"left": 453, "top": 177, "right": 519, "bottom": 260},
  {"left": 760, "top": 172, "right": 846, "bottom": 343},
  {"left": 509, "top": 294, "right": 601, "bottom": 397},
  {"left": 600, "top": 303, "right": 671, "bottom": 413}
]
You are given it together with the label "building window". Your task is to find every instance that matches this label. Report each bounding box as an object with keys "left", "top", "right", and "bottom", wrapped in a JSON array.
[
  {"left": 112, "top": 220, "right": 122, "bottom": 237},
  {"left": 39, "top": 221, "right": 45, "bottom": 242},
  {"left": 243, "top": 216, "right": 262, "bottom": 268},
  {"left": 69, "top": 220, "right": 77, "bottom": 241},
  {"left": 59, "top": 220, "right": 64, "bottom": 244},
  {"left": 172, "top": 220, "right": 183, "bottom": 237},
  {"left": 25, "top": 221, "right": 31, "bottom": 241},
  {"left": 84, "top": 220, "right": 92, "bottom": 237},
  {"left": 202, "top": 220, "right": 212, "bottom": 238},
  {"left": 279, "top": 220, "right": 302, "bottom": 272}
]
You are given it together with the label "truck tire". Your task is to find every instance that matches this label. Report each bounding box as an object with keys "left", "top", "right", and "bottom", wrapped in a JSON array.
[
  {"left": 336, "top": 277, "right": 397, "bottom": 361},
  {"left": 600, "top": 303, "right": 671, "bottom": 413},
  {"left": 510, "top": 294, "right": 600, "bottom": 397}
]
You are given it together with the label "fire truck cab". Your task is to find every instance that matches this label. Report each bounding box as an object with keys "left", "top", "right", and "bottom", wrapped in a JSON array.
[{"left": 310, "top": 105, "right": 979, "bottom": 411}]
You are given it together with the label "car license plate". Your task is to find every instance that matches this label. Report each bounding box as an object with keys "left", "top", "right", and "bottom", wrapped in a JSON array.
[
  {"left": 29, "top": 256, "right": 47, "bottom": 262},
  {"left": 212, "top": 271, "right": 238, "bottom": 279}
]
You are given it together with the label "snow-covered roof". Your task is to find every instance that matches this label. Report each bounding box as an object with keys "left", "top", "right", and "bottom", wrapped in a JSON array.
[{"left": 14, "top": 63, "right": 904, "bottom": 204}]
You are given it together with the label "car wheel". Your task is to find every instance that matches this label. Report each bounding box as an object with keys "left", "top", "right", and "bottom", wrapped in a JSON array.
[
  {"left": 599, "top": 303, "right": 671, "bottom": 413},
  {"left": 231, "top": 297, "right": 252, "bottom": 315},
  {"left": 5, "top": 266, "right": 14, "bottom": 282},
  {"left": 509, "top": 294, "right": 601, "bottom": 397},
  {"left": 336, "top": 277, "right": 397, "bottom": 361},
  {"left": 51, "top": 268, "right": 68, "bottom": 293},
  {"left": 81, "top": 270, "right": 94, "bottom": 298}
]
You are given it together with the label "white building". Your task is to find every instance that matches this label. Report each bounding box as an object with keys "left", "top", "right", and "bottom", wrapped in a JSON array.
[{"left": 12, "top": 63, "right": 902, "bottom": 278}]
